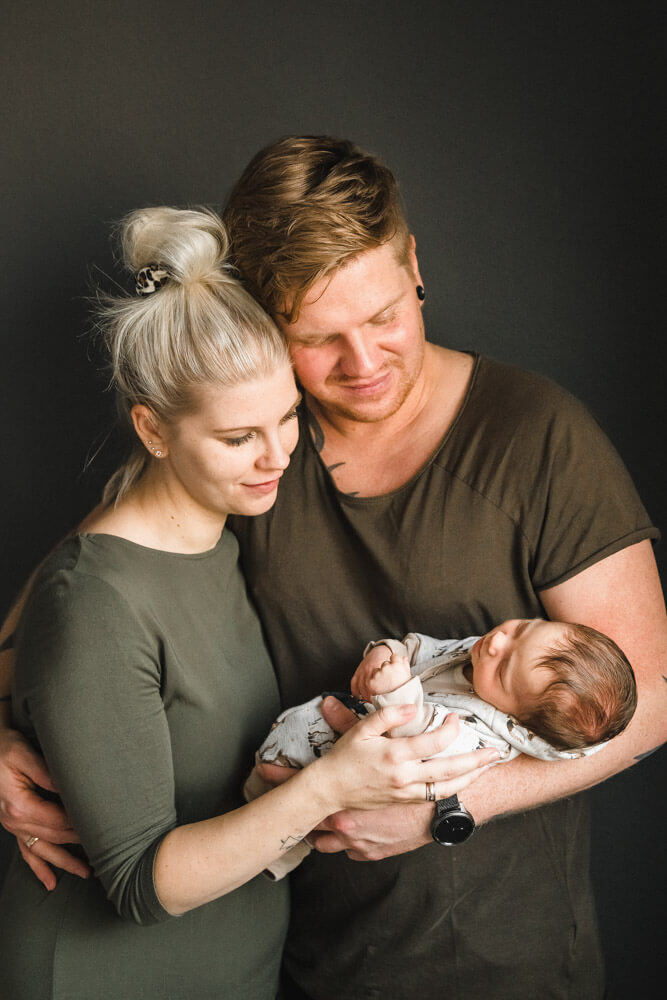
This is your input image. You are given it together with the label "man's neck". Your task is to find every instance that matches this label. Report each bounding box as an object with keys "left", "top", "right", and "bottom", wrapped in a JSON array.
[{"left": 305, "top": 346, "right": 474, "bottom": 497}]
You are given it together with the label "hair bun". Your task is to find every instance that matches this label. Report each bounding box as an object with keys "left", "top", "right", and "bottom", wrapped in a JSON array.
[{"left": 120, "top": 207, "right": 232, "bottom": 290}]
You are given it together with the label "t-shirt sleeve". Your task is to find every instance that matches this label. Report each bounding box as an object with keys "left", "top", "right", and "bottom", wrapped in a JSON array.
[
  {"left": 518, "top": 386, "right": 659, "bottom": 591},
  {"left": 13, "top": 568, "right": 177, "bottom": 925}
]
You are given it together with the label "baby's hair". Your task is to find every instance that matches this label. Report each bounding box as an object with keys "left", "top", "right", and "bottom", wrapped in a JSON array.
[
  {"left": 97, "top": 206, "right": 290, "bottom": 504},
  {"left": 519, "top": 623, "right": 637, "bottom": 751}
]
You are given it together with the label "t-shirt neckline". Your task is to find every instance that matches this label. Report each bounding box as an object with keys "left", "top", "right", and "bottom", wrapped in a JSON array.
[{"left": 305, "top": 350, "right": 482, "bottom": 505}]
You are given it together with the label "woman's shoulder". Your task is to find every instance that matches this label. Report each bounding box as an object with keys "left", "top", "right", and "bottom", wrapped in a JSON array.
[{"left": 23, "top": 534, "right": 135, "bottom": 625}]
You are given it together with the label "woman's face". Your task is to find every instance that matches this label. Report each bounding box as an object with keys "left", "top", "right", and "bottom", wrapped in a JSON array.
[{"left": 156, "top": 363, "right": 300, "bottom": 521}]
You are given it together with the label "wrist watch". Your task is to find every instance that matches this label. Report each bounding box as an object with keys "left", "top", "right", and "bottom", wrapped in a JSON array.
[{"left": 431, "top": 795, "right": 475, "bottom": 846}]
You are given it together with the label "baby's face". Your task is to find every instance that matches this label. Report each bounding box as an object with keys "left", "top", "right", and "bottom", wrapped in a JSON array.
[{"left": 470, "top": 619, "right": 570, "bottom": 717}]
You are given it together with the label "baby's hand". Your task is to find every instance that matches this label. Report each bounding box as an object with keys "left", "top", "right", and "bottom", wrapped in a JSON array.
[{"left": 351, "top": 646, "right": 411, "bottom": 700}]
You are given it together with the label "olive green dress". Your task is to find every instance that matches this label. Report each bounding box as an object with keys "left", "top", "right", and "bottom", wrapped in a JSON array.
[{"left": 0, "top": 531, "right": 289, "bottom": 1000}]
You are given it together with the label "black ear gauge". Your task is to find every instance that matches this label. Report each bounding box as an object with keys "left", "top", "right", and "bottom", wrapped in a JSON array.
[{"left": 416, "top": 285, "right": 425, "bottom": 301}]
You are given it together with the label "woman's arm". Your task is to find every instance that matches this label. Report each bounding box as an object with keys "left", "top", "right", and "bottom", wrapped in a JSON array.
[
  {"left": 155, "top": 705, "right": 492, "bottom": 915},
  {"left": 18, "top": 565, "right": 497, "bottom": 923}
]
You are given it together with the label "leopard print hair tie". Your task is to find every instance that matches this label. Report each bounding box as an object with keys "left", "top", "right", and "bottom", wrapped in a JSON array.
[{"left": 135, "top": 264, "right": 169, "bottom": 296}]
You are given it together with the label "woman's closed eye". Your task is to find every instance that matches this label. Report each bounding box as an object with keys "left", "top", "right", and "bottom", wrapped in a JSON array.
[{"left": 223, "top": 432, "right": 255, "bottom": 447}]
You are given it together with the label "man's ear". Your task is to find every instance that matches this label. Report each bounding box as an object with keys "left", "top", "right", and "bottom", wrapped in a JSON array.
[
  {"left": 131, "top": 404, "right": 169, "bottom": 459},
  {"left": 407, "top": 234, "right": 424, "bottom": 290}
]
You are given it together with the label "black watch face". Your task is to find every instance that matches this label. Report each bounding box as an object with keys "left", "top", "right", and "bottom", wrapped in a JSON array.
[{"left": 435, "top": 811, "right": 474, "bottom": 846}]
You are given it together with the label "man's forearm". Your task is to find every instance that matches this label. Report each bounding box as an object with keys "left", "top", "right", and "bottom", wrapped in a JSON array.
[
  {"left": 318, "top": 542, "right": 667, "bottom": 858},
  {"left": 463, "top": 681, "right": 666, "bottom": 824},
  {"left": 466, "top": 541, "right": 667, "bottom": 823}
]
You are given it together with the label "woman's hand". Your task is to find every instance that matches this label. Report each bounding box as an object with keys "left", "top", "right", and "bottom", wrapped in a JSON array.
[
  {"left": 315, "top": 702, "right": 499, "bottom": 813},
  {"left": 0, "top": 726, "right": 90, "bottom": 889}
]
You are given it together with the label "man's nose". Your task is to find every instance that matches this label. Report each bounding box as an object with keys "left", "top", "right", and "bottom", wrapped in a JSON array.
[{"left": 338, "top": 331, "right": 379, "bottom": 376}]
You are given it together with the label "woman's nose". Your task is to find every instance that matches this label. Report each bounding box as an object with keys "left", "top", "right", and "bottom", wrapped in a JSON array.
[{"left": 258, "top": 435, "right": 291, "bottom": 470}]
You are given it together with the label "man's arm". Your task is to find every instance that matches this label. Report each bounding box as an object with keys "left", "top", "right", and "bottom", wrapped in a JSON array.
[{"left": 310, "top": 540, "right": 667, "bottom": 859}]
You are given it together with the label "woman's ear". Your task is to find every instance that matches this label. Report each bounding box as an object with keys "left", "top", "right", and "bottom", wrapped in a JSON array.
[{"left": 131, "top": 405, "right": 168, "bottom": 459}]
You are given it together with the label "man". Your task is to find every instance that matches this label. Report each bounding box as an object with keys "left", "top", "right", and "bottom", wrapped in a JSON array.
[{"left": 1, "top": 136, "right": 666, "bottom": 999}]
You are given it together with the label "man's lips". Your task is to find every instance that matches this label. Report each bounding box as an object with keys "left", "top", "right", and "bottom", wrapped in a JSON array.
[{"left": 335, "top": 372, "right": 391, "bottom": 396}]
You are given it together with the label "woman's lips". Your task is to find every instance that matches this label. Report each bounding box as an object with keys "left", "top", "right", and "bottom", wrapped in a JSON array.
[{"left": 243, "top": 478, "right": 281, "bottom": 495}]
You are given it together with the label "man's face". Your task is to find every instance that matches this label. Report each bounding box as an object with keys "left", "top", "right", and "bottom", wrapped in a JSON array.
[{"left": 277, "top": 239, "right": 426, "bottom": 424}]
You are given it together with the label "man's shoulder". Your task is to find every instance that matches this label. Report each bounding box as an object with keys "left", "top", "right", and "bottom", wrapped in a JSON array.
[
  {"left": 473, "top": 354, "right": 581, "bottom": 411},
  {"left": 452, "top": 354, "right": 595, "bottom": 453}
]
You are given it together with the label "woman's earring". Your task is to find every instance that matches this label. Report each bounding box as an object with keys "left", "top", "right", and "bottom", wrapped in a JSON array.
[
  {"left": 146, "top": 439, "right": 163, "bottom": 458},
  {"left": 416, "top": 285, "right": 425, "bottom": 301}
]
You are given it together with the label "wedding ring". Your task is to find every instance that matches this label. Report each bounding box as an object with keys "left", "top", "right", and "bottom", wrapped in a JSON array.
[
  {"left": 25, "top": 835, "right": 39, "bottom": 850},
  {"left": 425, "top": 782, "right": 436, "bottom": 802}
]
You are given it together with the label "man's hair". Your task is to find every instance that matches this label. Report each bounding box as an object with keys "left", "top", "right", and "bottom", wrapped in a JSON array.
[
  {"left": 223, "top": 135, "right": 410, "bottom": 322},
  {"left": 519, "top": 624, "right": 637, "bottom": 751}
]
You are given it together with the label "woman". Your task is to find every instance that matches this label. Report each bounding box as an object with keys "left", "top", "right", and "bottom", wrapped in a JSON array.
[{"left": 0, "top": 207, "right": 492, "bottom": 999}]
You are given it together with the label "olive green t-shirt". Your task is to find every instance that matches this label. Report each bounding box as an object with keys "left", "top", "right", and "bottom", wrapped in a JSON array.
[
  {"left": 2, "top": 530, "right": 289, "bottom": 1000},
  {"left": 230, "top": 354, "right": 658, "bottom": 1000}
]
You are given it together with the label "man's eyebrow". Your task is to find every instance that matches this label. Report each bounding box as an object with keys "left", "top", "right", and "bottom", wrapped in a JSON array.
[
  {"left": 292, "top": 294, "right": 404, "bottom": 340},
  {"left": 366, "top": 293, "right": 403, "bottom": 321}
]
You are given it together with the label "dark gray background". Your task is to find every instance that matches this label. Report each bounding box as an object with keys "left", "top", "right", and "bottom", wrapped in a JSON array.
[{"left": 1, "top": 2, "right": 665, "bottom": 996}]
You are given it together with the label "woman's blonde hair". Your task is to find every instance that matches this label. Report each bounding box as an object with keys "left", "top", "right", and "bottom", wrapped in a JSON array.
[{"left": 99, "top": 206, "right": 289, "bottom": 504}]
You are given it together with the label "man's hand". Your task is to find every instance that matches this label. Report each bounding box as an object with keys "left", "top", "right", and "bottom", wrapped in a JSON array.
[
  {"left": 0, "top": 727, "right": 90, "bottom": 889},
  {"left": 308, "top": 801, "right": 432, "bottom": 860}
]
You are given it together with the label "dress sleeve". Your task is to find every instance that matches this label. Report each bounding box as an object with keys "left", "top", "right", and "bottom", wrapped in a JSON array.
[{"left": 13, "top": 568, "right": 177, "bottom": 925}]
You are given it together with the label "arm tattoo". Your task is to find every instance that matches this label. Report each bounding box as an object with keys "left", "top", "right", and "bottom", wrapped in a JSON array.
[{"left": 0, "top": 633, "right": 15, "bottom": 652}]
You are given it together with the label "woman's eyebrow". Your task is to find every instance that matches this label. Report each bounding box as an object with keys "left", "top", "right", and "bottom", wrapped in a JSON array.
[
  {"left": 213, "top": 394, "right": 302, "bottom": 434},
  {"left": 282, "top": 392, "right": 302, "bottom": 417}
]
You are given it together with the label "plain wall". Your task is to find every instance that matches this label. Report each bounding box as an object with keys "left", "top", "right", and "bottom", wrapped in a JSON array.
[{"left": 1, "top": 2, "right": 665, "bottom": 996}]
